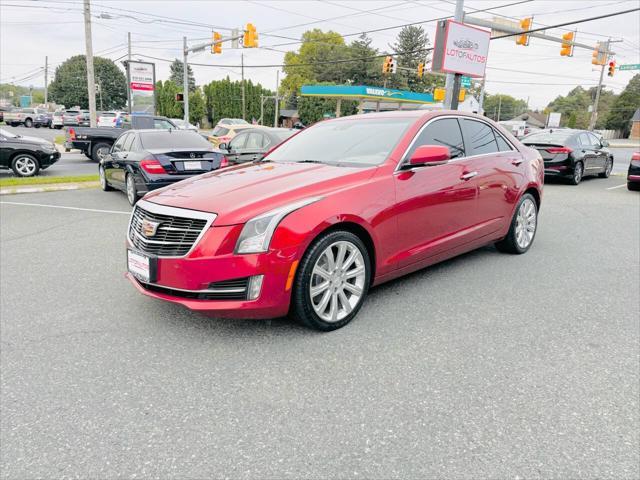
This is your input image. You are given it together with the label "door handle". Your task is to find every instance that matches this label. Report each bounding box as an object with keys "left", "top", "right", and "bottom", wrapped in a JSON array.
[
  {"left": 511, "top": 158, "right": 523, "bottom": 166},
  {"left": 460, "top": 171, "right": 478, "bottom": 180}
]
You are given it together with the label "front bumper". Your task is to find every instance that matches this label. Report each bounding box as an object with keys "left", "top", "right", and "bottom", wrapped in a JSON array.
[
  {"left": 544, "top": 160, "right": 572, "bottom": 177},
  {"left": 39, "top": 150, "right": 60, "bottom": 167},
  {"left": 628, "top": 162, "right": 640, "bottom": 183},
  {"left": 126, "top": 223, "right": 300, "bottom": 319}
]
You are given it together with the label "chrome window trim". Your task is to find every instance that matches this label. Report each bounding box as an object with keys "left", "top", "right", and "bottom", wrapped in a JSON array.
[
  {"left": 394, "top": 115, "right": 517, "bottom": 172},
  {"left": 127, "top": 199, "right": 217, "bottom": 259}
]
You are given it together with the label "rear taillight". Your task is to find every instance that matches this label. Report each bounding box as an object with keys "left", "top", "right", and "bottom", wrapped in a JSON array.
[
  {"left": 546, "top": 147, "right": 573, "bottom": 154},
  {"left": 220, "top": 156, "right": 229, "bottom": 168},
  {"left": 140, "top": 159, "right": 166, "bottom": 174},
  {"left": 68, "top": 128, "right": 76, "bottom": 140},
  {"left": 76, "top": 115, "right": 81, "bottom": 121}
]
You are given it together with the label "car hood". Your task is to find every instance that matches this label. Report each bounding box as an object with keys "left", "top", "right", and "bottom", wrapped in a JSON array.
[
  {"left": 144, "top": 161, "right": 376, "bottom": 225},
  {"left": 15, "top": 135, "right": 51, "bottom": 146}
]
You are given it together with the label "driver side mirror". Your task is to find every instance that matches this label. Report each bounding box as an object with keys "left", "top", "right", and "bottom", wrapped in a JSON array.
[
  {"left": 601, "top": 140, "right": 609, "bottom": 148},
  {"left": 218, "top": 142, "right": 228, "bottom": 151},
  {"left": 408, "top": 145, "right": 450, "bottom": 168}
]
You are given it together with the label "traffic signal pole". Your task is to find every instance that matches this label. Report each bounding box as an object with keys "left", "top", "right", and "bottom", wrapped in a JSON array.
[
  {"left": 444, "top": 0, "right": 464, "bottom": 110},
  {"left": 588, "top": 39, "right": 622, "bottom": 131}
]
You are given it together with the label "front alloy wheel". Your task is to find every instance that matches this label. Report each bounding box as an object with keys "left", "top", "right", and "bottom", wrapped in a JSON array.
[
  {"left": 292, "top": 231, "right": 371, "bottom": 331},
  {"left": 12, "top": 155, "right": 39, "bottom": 177},
  {"left": 495, "top": 193, "right": 538, "bottom": 254}
]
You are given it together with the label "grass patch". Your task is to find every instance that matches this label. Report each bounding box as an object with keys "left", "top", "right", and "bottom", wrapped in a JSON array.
[
  {"left": 54, "top": 134, "right": 65, "bottom": 145},
  {"left": 0, "top": 174, "right": 99, "bottom": 187}
]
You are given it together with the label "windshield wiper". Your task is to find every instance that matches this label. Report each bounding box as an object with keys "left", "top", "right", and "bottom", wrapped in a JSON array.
[{"left": 297, "top": 159, "right": 324, "bottom": 164}]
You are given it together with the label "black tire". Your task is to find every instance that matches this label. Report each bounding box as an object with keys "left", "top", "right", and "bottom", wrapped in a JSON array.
[
  {"left": 91, "top": 142, "right": 111, "bottom": 162},
  {"left": 495, "top": 193, "right": 538, "bottom": 255},
  {"left": 569, "top": 161, "right": 583, "bottom": 185},
  {"left": 11, "top": 153, "right": 40, "bottom": 177},
  {"left": 10, "top": 122, "right": 17, "bottom": 127},
  {"left": 24, "top": 118, "right": 33, "bottom": 128},
  {"left": 290, "top": 230, "right": 371, "bottom": 331},
  {"left": 599, "top": 158, "right": 613, "bottom": 178},
  {"left": 34, "top": 124, "right": 41, "bottom": 129},
  {"left": 99, "top": 165, "right": 113, "bottom": 191},
  {"left": 55, "top": 125, "right": 63, "bottom": 130},
  {"left": 628, "top": 182, "right": 640, "bottom": 191},
  {"left": 125, "top": 173, "right": 138, "bottom": 206}
]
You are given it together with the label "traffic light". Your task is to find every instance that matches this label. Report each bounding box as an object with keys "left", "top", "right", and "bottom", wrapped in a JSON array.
[
  {"left": 417, "top": 62, "right": 425, "bottom": 78},
  {"left": 175, "top": 93, "right": 184, "bottom": 102},
  {"left": 458, "top": 89, "right": 466, "bottom": 102},
  {"left": 382, "top": 56, "right": 396, "bottom": 74},
  {"left": 212, "top": 32, "right": 222, "bottom": 54},
  {"left": 560, "top": 32, "right": 574, "bottom": 57},
  {"left": 608, "top": 60, "right": 616, "bottom": 77},
  {"left": 243, "top": 23, "right": 258, "bottom": 48},
  {"left": 515, "top": 17, "right": 532, "bottom": 46},
  {"left": 433, "top": 88, "right": 446, "bottom": 102},
  {"left": 592, "top": 42, "right": 607, "bottom": 65}
]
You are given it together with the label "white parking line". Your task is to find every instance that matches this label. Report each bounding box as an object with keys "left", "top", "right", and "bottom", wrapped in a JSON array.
[
  {"left": 0, "top": 201, "right": 131, "bottom": 215},
  {"left": 606, "top": 184, "right": 627, "bottom": 190}
]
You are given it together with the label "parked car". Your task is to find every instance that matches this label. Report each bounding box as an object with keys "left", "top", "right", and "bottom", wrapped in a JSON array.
[
  {"left": 100, "top": 129, "right": 228, "bottom": 205},
  {"left": 126, "top": 111, "right": 543, "bottom": 330},
  {"left": 628, "top": 151, "right": 640, "bottom": 191},
  {"left": 65, "top": 115, "right": 177, "bottom": 162},
  {"left": 218, "top": 118, "right": 249, "bottom": 126},
  {"left": 170, "top": 118, "right": 198, "bottom": 131},
  {"left": 62, "top": 109, "right": 81, "bottom": 126},
  {"left": 208, "top": 123, "right": 259, "bottom": 147},
  {"left": 3, "top": 108, "right": 49, "bottom": 128},
  {"left": 51, "top": 110, "right": 64, "bottom": 129},
  {"left": 98, "top": 111, "right": 121, "bottom": 128},
  {"left": 0, "top": 128, "right": 59, "bottom": 176},
  {"left": 219, "top": 127, "right": 297, "bottom": 164},
  {"left": 522, "top": 129, "right": 613, "bottom": 185}
]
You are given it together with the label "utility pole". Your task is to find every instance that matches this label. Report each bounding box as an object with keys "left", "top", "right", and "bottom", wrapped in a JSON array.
[
  {"left": 478, "top": 75, "right": 486, "bottom": 114},
  {"left": 183, "top": 36, "right": 189, "bottom": 124},
  {"left": 83, "top": 0, "right": 97, "bottom": 127},
  {"left": 444, "top": 0, "right": 464, "bottom": 110},
  {"left": 241, "top": 53, "right": 246, "bottom": 121},
  {"left": 44, "top": 56, "right": 48, "bottom": 105},
  {"left": 589, "top": 39, "right": 621, "bottom": 131},
  {"left": 274, "top": 69, "right": 279, "bottom": 127},
  {"left": 260, "top": 94, "right": 264, "bottom": 125},
  {"left": 128, "top": 32, "right": 131, "bottom": 62},
  {"left": 497, "top": 95, "right": 502, "bottom": 122}
]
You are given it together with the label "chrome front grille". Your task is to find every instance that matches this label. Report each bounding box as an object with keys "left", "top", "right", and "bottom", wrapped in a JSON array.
[{"left": 128, "top": 201, "right": 216, "bottom": 257}]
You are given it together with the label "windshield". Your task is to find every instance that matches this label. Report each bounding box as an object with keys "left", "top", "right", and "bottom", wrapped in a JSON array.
[
  {"left": 273, "top": 130, "right": 296, "bottom": 142},
  {"left": 265, "top": 117, "right": 414, "bottom": 167},
  {"left": 523, "top": 130, "right": 574, "bottom": 144},
  {"left": 100, "top": 112, "right": 116, "bottom": 117},
  {"left": 0, "top": 128, "right": 18, "bottom": 138},
  {"left": 212, "top": 126, "right": 229, "bottom": 136},
  {"left": 140, "top": 131, "right": 211, "bottom": 150}
]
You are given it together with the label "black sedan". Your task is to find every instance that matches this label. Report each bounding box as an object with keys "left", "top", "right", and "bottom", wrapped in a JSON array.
[
  {"left": 99, "top": 129, "right": 227, "bottom": 205},
  {"left": 0, "top": 128, "right": 60, "bottom": 177},
  {"left": 218, "top": 127, "right": 296, "bottom": 164},
  {"left": 628, "top": 151, "right": 640, "bottom": 191},
  {"left": 522, "top": 129, "right": 613, "bottom": 185}
]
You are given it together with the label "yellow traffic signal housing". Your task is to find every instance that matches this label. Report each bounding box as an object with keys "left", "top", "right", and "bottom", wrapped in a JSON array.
[
  {"left": 417, "top": 62, "right": 424, "bottom": 78},
  {"left": 516, "top": 17, "right": 532, "bottom": 46},
  {"left": 243, "top": 23, "right": 258, "bottom": 48},
  {"left": 592, "top": 43, "right": 606, "bottom": 65},
  {"left": 458, "top": 89, "right": 466, "bottom": 102},
  {"left": 560, "top": 32, "right": 574, "bottom": 57},
  {"left": 608, "top": 60, "right": 616, "bottom": 77},
  {"left": 212, "top": 32, "right": 222, "bottom": 54},
  {"left": 433, "top": 88, "right": 446, "bottom": 102},
  {"left": 382, "top": 56, "right": 395, "bottom": 74}
]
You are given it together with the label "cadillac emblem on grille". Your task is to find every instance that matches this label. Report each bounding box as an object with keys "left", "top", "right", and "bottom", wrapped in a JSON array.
[{"left": 141, "top": 219, "right": 160, "bottom": 237}]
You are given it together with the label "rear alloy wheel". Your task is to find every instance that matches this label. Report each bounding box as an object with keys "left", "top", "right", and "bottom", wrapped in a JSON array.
[
  {"left": 599, "top": 158, "right": 613, "bottom": 178},
  {"left": 24, "top": 118, "right": 33, "bottom": 128},
  {"left": 91, "top": 142, "right": 111, "bottom": 162},
  {"left": 291, "top": 231, "right": 370, "bottom": 331},
  {"left": 126, "top": 174, "right": 138, "bottom": 206},
  {"left": 99, "top": 165, "right": 113, "bottom": 191},
  {"left": 495, "top": 193, "right": 538, "bottom": 254},
  {"left": 11, "top": 154, "right": 40, "bottom": 177},
  {"left": 569, "top": 161, "right": 584, "bottom": 185}
]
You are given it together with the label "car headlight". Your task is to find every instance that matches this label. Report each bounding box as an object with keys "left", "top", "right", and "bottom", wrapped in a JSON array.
[{"left": 235, "top": 197, "right": 322, "bottom": 254}]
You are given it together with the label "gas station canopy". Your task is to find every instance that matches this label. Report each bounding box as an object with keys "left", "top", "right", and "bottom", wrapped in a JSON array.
[{"left": 301, "top": 85, "right": 435, "bottom": 105}]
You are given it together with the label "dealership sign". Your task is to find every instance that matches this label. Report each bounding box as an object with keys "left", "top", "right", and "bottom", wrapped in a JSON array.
[
  {"left": 432, "top": 20, "right": 491, "bottom": 78},
  {"left": 126, "top": 61, "right": 156, "bottom": 114}
]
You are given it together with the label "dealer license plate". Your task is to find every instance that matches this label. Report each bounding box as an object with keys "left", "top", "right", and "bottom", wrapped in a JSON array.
[
  {"left": 183, "top": 161, "right": 202, "bottom": 170},
  {"left": 128, "top": 250, "right": 153, "bottom": 283}
]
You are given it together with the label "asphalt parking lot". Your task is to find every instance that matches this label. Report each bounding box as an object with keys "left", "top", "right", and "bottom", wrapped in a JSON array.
[{"left": 1, "top": 177, "right": 638, "bottom": 478}]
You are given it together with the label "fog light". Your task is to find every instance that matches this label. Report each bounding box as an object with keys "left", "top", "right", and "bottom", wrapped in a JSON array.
[{"left": 247, "top": 275, "right": 264, "bottom": 300}]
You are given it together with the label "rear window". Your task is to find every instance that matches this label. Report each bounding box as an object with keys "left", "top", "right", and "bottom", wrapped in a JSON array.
[
  {"left": 140, "top": 131, "right": 211, "bottom": 150},
  {"left": 65, "top": 110, "right": 79, "bottom": 115},
  {"left": 523, "top": 130, "right": 574, "bottom": 144},
  {"left": 100, "top": 112, "right": 116, "bottom": 117},
  {"left": 212, "top": 126, "right": 229, "bottom": 136}
]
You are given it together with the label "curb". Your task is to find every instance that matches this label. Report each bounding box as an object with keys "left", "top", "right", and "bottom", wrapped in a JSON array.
[
  {"left": 0, "top": 182, "right": 100, "bottom": 195},
  {"left": 609, "top": 143, "right": 640, "bottom": 148}
]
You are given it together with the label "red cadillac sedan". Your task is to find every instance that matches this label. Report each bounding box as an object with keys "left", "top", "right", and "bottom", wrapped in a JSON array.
[{"left": 126, "top": 111, "right": 543, "bottom": 330}]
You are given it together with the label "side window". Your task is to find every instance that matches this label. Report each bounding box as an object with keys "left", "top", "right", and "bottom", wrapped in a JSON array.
[
  {"left": 494, "top": 131, "right": 513, "bottom": 152},
  {"left": 406, "top": 118, "right": 465, "bottom": 160},
  {"left": 245, "top": 132, "right": 265, "bottom": 149},
  {"left": 122, "top": 134, "right": 135, "bottom": 152},
  {"left": 230, "top": 133, "right": 248, "bottom": 150},
  {"left": 154, "top": 119, "right": 172, "bottom": 130},
  {"left": 460, "top": 119, "right": 499, "bottom": 156},
  {"left": 112, "top": 133, "right": 128, "bottom": 152},
  {"left": 588, "top": 133, "right": 601, "bottom": 147},
  {"left": 578, "top": 133, "right": 591, "bottom": 147},
  {"left": 128, "top": 135, "right": 141, "bottom": 152}
]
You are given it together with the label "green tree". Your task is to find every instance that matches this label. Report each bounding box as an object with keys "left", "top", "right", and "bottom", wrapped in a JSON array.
[
  {"left": 155, "top": 80, "right": 182, "bottom": 119},
  {"left": 605, "top": 74, "right": 640, "bottom": 135},
  {"left": 48, "top": 55, "right": 127, "bottom": 109},
  {"left": 202, "top": 77, "right": 275, "bottom": 127},
  {"left": 188, "top": 88, "right": 205, "bottom": 125},
  {"left": 389, "top": 25, "right": 430, "bottom": 91},
  {"left": 169, "top": 59, "right": 196, "bottom": 93},
  {"left": 483, "top": 93, "right": 528, "bottom": 121},
  {"left": 345, "top": 33, "right": 382, "bottom": 86},
  {"left": 545, "top": 86, "right": 599, "bottom": 129}
]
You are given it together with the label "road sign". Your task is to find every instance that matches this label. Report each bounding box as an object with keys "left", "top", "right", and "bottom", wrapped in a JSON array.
[
  {"left": 461, "top": 76, "right": 472, "bottom": 88},
  {"left": 619, "top": 64, "right": 640, "bottom": 71}
]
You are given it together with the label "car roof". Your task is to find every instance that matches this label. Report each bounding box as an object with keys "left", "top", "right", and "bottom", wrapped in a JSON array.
[
  {"left": 134, "top": 128, "right": 196, "bottom": 134},
  {"left": 325, "top": 109, "right": 489, "bottom": 123}
]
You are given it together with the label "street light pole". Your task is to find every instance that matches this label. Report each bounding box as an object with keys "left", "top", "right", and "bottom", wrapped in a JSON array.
[
  {"left": 83, "top": 0, "right": 97, "bottom": 127},
  {"left": 44, "top": 56, "right": 48, "bottom": 105},
  {"left": 183, "top": 36, "right": 189, "bottom": 124}
]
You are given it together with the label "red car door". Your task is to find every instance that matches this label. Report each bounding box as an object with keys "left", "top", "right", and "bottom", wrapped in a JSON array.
[
  {"left": 393, "top": 117, "right": 479, "bottom": 269},
  {"left": 458, "top": 118, "right": 521, "bottom": 238}
]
